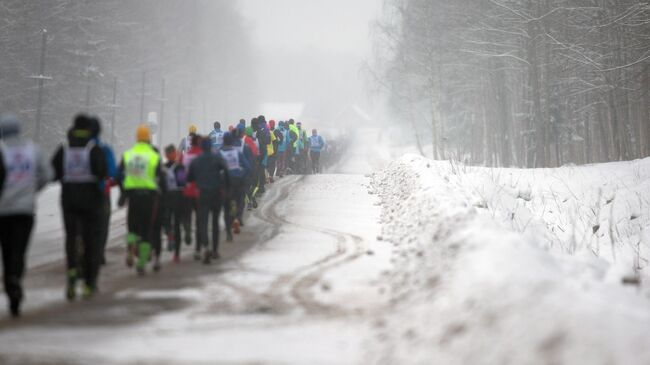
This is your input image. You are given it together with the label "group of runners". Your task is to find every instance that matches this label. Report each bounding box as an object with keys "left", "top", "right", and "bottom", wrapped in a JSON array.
[{"left": 0, "top": 113, "right": 326, "bottom": 317}]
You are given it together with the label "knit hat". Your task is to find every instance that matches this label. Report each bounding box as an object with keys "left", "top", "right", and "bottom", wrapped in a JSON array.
[
  {"left": 245, "top": 127, "right": 253, "bottom": 137},
  {"left": 136, "top": 124, "right": 151, "bottom": 142},
  {"left": 269, "top": 120, "right": 276, "bottom": 129},
  {"left": 0, "top": 113, "right": 20, "bottom": 139},
  {"left": 188, "top": 124, "right": 198, "bottom": 134},
  {"left": 73, "top": 114, "right": 93, "bottom": 130}
]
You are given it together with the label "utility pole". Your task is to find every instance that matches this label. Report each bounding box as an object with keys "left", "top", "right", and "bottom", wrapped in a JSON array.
[
  {"left": 139, "top": 71, "right": 146, "bottom": 123},
  {"left": 85, "top": 83, "right": 91, "bottom": 112},
  {"left": 158, "top": 78, "right": 166, "bottom": 148},
  {"left": 177, "top": 94, "right": 182, "bottom": 143},
  {"left": 187, "top": 87, "right": 193, "bottom": 123},
  {"left": 109, "top": 77, "right": 118, "bottom": 147},
  {"left": 31, "top": 29, "right": 51, "bottom": 143}
]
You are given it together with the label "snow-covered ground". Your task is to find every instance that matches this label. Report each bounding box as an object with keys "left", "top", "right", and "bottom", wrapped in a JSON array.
[
  {"left": 368, "top": 154, "right": 650, "bottom": 364},
  {"left": 0, "top": 173, "right": 392, "bottom": 364},
  {"left": 2, "top": 127, "right": 649, "bottom": 364}
]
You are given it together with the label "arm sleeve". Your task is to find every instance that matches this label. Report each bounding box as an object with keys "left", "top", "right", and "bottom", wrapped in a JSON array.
[
  {"left": 187, "top": 160, "right": 195, "bottom": 183},
  {"left": 240, "top": 152, "right": 251, "bottom": 177},
  {"left": 117, "top": 158, "right": 125, "bottom": 190},
  {"left": 91, "top": 146, "right": 108, "bottom": 180},
  {"left": 220, "top": 158, "right": 231, "bottom": 189},
  {"left": 51, "top": 146, "right": 64, "bottom": 181},
  {"left": 104, "top": 145, "right": 118, "bottom": 179},
  {"left": 156, "top": 161, "right": 167, "bottom": 192},
  {"left": 36, "top": 147, "right": 53, "bottom": 191},
  {"left": 0, "top": 150, "right": 5, "bottom": 196}
]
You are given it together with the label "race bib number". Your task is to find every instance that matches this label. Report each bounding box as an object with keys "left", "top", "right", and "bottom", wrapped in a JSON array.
[
  {"left": 126, "top": 154, "right": 149, "bottom": 178},
  {"left": 3, "top": 145, "right": 35, "bottom": 184},
  {"left": 221, "top": 150, "right": 240, "bottom": 170}
]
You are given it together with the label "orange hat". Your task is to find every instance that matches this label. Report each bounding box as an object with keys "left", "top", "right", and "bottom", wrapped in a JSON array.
[{"left": 136, "top": 124, "right": 151, "bottom": 142}]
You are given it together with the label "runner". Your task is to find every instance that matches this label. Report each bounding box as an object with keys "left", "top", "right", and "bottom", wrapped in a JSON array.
[
  {"left": 267, "top": 120, "right": 281, "bottom": 183},
  {"left": 51, "top": 114, "right": 108, "bottom": 299},
  {"left": 296, "top": 121, "right": 309, "bottom": 174},
  {"left": 275, "top": 121, "right": 290, "bottom": 178},
  {"left": 162, "top": 144, "right": 188, "bottom": 263},
  {"left": 220, "top": 132, "right": 251, "bottom": 240},
  {"left": 0, "top": 114, "right": 52, "bottom": 316},
  {"left": 187, "top": 137, "right": 230, "bottom": 264},
  {"left": 178, "top": 124, "right": 198, "bottom": 153},
  {"left": 255, "top": 116, "right": 269, "bottom": 194},
  {"left": 208, "top": 121, "right": 224, "bottom": 152},
  {"left": 287, "top": 120, "right": 299, "bottom": 173},
  {"left": 309, "top": 129, "right": 326, "bottom": 174},
  {"left": 243, "top": 126, "right": 260, "bottom": 210},
  {"left": 118, "top": 125, "right": 165, "bottom": 275},
  {"left": 180, "top": 134, "right": 202, "bottom": 260},
  {"left": 234, "top": 125, "right": 255, "bottom": 219}
]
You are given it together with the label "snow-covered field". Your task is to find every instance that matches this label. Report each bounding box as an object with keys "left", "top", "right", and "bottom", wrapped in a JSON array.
[
  {"left": 368, "top": 154, "right": 650, "bottom": 364},
  {"left": 2, "top": 127, "right": 650, "bottom": 364}
]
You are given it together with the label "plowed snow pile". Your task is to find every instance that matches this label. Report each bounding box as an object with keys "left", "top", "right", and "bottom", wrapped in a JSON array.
[{"left": 369, "top": 155, "right": 650, "bottom": 365}]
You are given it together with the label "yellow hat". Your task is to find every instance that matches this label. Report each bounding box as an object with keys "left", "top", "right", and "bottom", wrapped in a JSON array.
[
  {"left": 136, "top": 124, "right": 151, "bottom": 142},
  {"left": 188, "top": 124, "right": 198, "bottom": 134}
]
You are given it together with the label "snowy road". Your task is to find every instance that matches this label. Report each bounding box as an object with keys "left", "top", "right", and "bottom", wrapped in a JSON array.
[{"left": 0, "top": 170, "right": 392, "bottom": 364}]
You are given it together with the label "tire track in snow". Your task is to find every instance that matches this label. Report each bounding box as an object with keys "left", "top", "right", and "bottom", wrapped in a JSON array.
[{"left": 255, "top": 175, "right": 368, "bottom": 317}]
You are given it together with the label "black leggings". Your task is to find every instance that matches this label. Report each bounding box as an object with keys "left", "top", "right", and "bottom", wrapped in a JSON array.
[
  {"left": 198, "top": 191, "right": 222, "bottom": 253},
  {"left": 63, "top": 201, "right": 102, "bottom": 289},
  {"left": 0, "top": 215, "right": 34, "bottom": 303},
  {"left": 126, "top": 190, "right": 159, "bottom": 245}
]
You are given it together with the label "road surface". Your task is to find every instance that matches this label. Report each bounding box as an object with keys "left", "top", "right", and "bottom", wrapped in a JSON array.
[{"left": 0, "top": 132, "right": 393, "bottom": 364}]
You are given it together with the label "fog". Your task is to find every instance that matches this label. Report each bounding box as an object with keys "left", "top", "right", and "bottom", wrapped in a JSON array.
[
  {"left": 239, "top": 0, "right": 382, "bottom": 131},
  {"left": 0, "top": 0, "right": 381, "bottom": 153},
  {"left": 2, "top": 1, "right": 646, "bottom": 167}
]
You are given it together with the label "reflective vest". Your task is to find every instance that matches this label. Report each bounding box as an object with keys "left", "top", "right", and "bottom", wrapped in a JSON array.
[
  {"left": 267, "top": 130, "right": 276, "bottom": 156},
  {"left": 63, "top": 141, "right": 96, "bottom": 183},
  {"left": 122, "top": 142, "right": 159, "bottom": 191},
  {"left": 0, "top": 141, "right": 36, "bottom": 187},
  {"left": 220, "top": 148, "right": 241, "bottom": 172}
]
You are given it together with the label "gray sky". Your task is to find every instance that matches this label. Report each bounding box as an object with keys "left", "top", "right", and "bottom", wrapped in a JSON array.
[
  {"left": 238, "top": 0, "right": 382, "bottom": 56},
  {"left": 237, "top": 0, "right": 383, "bottom": 124}
]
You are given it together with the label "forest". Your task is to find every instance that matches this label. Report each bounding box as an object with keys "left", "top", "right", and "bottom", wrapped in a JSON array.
[
  {"left": 372, "top": 0, "right": 650, "bottom": 167},
  {"left": 0, "top": 0, "right": 256, "bottom": 152}
]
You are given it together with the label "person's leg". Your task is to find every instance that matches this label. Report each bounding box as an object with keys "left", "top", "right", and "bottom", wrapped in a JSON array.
[
  {"left": 193, "top": 198, "right": 201, "bottom": 254},
  {"left": 150, "top": 194, "right": 163, "bottom": 271},
  {"left": 223, "top": 193, "right": 234, "bottom": 239},
  {"left": 0, "top": 216, "right": 34, "bottom": 316},
  {"left": 172, "top": 194, "right": 183, "bottom": 260},
  {"left": 98, "top": 194, "right": 111, "bottom": 265},
  {"left": 211, "top": 198, "right": 222, "bottom": 258},
  {"left": 197, "top": 195, "right": 210, "bottom": 259},
  {"left": 81, "top": 206, "right": 101, "bottom": 294},
  {"left": 126, "top": 192, "right": 139, "bottom": 267},
  {"left": 276, "top": 152, "right": 282, "bottom": 177},
  {"left": 162, "top": 193, "right": 173, "bottom": 252},
  {"left": 267, "top": 155, "right": 276, "bottom": 182},
  {"left": 257, "top": 156, "right": 266, "bottom": 193},
  {"left": 62, "top": 204, "right": 80, "bottom": 298},
  {"left": 313, "top": 152, "right": 321, "bottom": 174},
  {"left": 181, "top": 196, "right": 191, "bottom": 246}
]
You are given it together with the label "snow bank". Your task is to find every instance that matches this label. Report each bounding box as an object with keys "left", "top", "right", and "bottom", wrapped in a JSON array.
[{"left": 369, "top": 155, "right": 650, "bottom": 365}]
